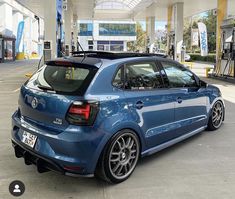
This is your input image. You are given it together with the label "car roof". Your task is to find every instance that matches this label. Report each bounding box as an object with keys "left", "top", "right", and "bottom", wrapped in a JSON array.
[
  {"left": 47, "top": 51, "right": 175, "bottom": 69},
  {"left": 71, "top": 51, "right": 168, "bottom": 59}
]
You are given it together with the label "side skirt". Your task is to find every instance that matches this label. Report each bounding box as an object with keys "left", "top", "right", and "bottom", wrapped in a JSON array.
[{"left": 141, "top": 126, "right": 207, "bottom": 157}]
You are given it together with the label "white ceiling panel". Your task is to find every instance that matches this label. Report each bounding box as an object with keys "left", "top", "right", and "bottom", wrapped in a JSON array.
[{"left": 15, "top": 0, "right": 217, "bottom": 21}]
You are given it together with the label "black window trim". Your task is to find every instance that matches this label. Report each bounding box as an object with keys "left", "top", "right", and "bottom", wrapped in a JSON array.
[
  {"left": 111, "top": 63, "right": 125, "bottom": 89},
  {"left": 112, "top": 59, "right": 168, "bottom": 92},
  {"left": 155, "top": 60, "right": 170, "bottom": 88}
]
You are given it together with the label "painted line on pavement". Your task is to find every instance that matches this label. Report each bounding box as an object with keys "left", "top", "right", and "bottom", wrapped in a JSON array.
[{"left": 12, "top": 88, "right": 20, "bottom": 93}]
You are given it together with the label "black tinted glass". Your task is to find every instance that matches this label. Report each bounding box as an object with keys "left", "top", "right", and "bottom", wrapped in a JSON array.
[
  {"left": 125, "top": 62, "right": 164, "bottom": 90},
  {"left": 161, "top": 62, "right": 197, "bottom": 88},
  {"left": 113, "top": 66, "right": 124, "bottom": 89},
  {"left": 27, "top": 64, "right": 97, "bottom": 95}
]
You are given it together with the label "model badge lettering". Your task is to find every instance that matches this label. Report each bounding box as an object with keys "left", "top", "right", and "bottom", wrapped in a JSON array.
[{"left": 53, "top": 118, "right": 63, "bottom": 125}]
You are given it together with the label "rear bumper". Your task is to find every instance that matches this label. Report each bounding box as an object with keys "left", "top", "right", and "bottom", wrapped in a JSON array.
[
  {"left": 11, "top": 111, "right": 109, "bottom": 176},
  {"left": 12, "top": 140, "right": 93, "bottom": 177}
]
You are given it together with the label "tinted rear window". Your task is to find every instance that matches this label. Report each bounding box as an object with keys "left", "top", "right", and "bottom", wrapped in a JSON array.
[{"left": 27, "top": 64, "right": 98, "bottom": 95}]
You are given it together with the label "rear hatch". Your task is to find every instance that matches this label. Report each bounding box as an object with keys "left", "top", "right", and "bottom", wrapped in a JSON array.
[{"left": 18, "top": 60, "right": 98, "bottom": 133}]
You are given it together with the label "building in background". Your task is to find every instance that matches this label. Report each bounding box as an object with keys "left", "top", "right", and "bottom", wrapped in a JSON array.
[
  {"left": 78, "top": 20, "right": 136, "bottom": 51},
  {"left": 0, "top": 0, "right": 44, "bottom": 62}
]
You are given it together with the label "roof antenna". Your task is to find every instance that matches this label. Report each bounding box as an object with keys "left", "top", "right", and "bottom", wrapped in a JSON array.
[
  {"left": 77, "top": 41, "right": 86, "bottom": 62},
  {"left": 77, "top": 40, "right": 87, "bottom": 59},
  {"left": 78, "top": 40, "right": 84, "bottom": 52}
]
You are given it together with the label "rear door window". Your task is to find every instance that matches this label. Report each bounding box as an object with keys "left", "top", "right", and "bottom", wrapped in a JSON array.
[
  {"left": 112, "top": 62, "right": 165, "bottom": 90},
  {"left": 27, "top": 64, "right": 97, "bottom": 95},
  {"left": 125, "top": 62, "right": 164, "bottom": 90}
]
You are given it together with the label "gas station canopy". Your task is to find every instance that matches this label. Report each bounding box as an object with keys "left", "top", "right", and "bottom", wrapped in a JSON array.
[
  {"left": 17, "top": 0, "right": 220, "bottom": 21},
  {"left": 13, "top": 0, "right": 235, "bottom": 80}
]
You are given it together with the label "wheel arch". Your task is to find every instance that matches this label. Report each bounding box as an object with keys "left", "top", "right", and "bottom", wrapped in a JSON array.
[
  {"left": 209, "top": 97, "right": 225, "bottom": 119},
  {"left": 206, "top": 98, "right": 225, "bottom": 131},
  {"left": 92, "top": 125, "right": 145, "bottom": 175}
]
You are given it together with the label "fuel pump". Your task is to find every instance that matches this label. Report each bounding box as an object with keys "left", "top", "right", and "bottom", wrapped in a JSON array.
[
  {"left": 65, "top": 45, "right": 70, "bottom": 56},
  {"left": 43, "top": 40, "right": 52, "bottom": 62},
  {"left": 217, "top": 18, "right": 235, "bottom": 78},
  {"left": 168, "top": 31, "right": 175, "bottom": 60}
]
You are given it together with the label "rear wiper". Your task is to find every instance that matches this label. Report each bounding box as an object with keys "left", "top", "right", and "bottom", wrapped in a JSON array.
[{"left": 37, "top": 85, "right": 55, "bottom": 91}]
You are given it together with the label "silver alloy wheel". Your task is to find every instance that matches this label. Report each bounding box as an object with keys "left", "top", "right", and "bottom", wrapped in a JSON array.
[
  {"left": 108, "top": 132, "right": 139, "bottom": 180},
  {"left": 212, "top": 101, "right": 224, "bottom": 128}
]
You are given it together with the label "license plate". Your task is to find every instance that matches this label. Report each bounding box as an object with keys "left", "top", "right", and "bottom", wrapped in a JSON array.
[{"left": 22, "top": 131, "right": 37, "bottom": 148}]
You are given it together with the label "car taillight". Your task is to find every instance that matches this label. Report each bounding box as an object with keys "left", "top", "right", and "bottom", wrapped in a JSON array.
[{"left": 66, "top": 101, "right": 99, "bottom": 125}]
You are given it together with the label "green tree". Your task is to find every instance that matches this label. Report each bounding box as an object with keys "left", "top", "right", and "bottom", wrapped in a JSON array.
[
  {"left": 183, "top": 10, "right": 216, "bottom": 53},
  {"left": 127, "top": 22, "right": 147, "bottom": 52},
  {"left": 183, "top": 17, "right": 192, "bottom": 52}
]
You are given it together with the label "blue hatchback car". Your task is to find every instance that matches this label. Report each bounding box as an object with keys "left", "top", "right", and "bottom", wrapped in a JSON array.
[{"left": 11, "top": 51, "right": 225, "bottom": 183}]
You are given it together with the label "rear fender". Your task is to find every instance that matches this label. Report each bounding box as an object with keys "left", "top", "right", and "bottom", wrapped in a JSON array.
[{"left": 88, "top": 120, "right": 146, "bottom": 174}]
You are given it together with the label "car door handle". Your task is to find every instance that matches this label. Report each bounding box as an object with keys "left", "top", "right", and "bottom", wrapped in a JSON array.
[
  {"left": 176, "top": 97, "right": 183, "bottom": 104},
  {"left": 135, "top": 101, "right": 144, "bottom": 109}
]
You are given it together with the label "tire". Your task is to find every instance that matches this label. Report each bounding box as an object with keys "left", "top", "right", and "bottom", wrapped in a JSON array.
[
  {"left": 207, "top": 100, "right": 224, "bottom": 131},
  {"left": 95, "top": 129, "right": 140, "bottom": 183}
]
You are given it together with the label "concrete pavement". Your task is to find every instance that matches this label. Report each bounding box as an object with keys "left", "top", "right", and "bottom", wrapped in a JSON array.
[{"left": 0, "top": 60, "right": 235, "bottom": 199}]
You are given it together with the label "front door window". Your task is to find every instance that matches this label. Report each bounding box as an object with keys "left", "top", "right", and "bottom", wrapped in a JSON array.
[{"left": 161, "top": 62, "right": 198, "bottom": 88}]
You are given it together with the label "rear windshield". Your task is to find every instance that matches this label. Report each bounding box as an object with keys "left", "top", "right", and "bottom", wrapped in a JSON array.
[{"left": 26, "top": 64, "right": 98, "bottom": 95}]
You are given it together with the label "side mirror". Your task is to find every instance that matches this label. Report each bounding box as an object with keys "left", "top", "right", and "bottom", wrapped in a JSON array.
[
  {"left": 193, "top": 74, "right": 207, "bottom": 88},
  {"left": 199, "top": 79, "right": 208, "bottom": 88}
]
